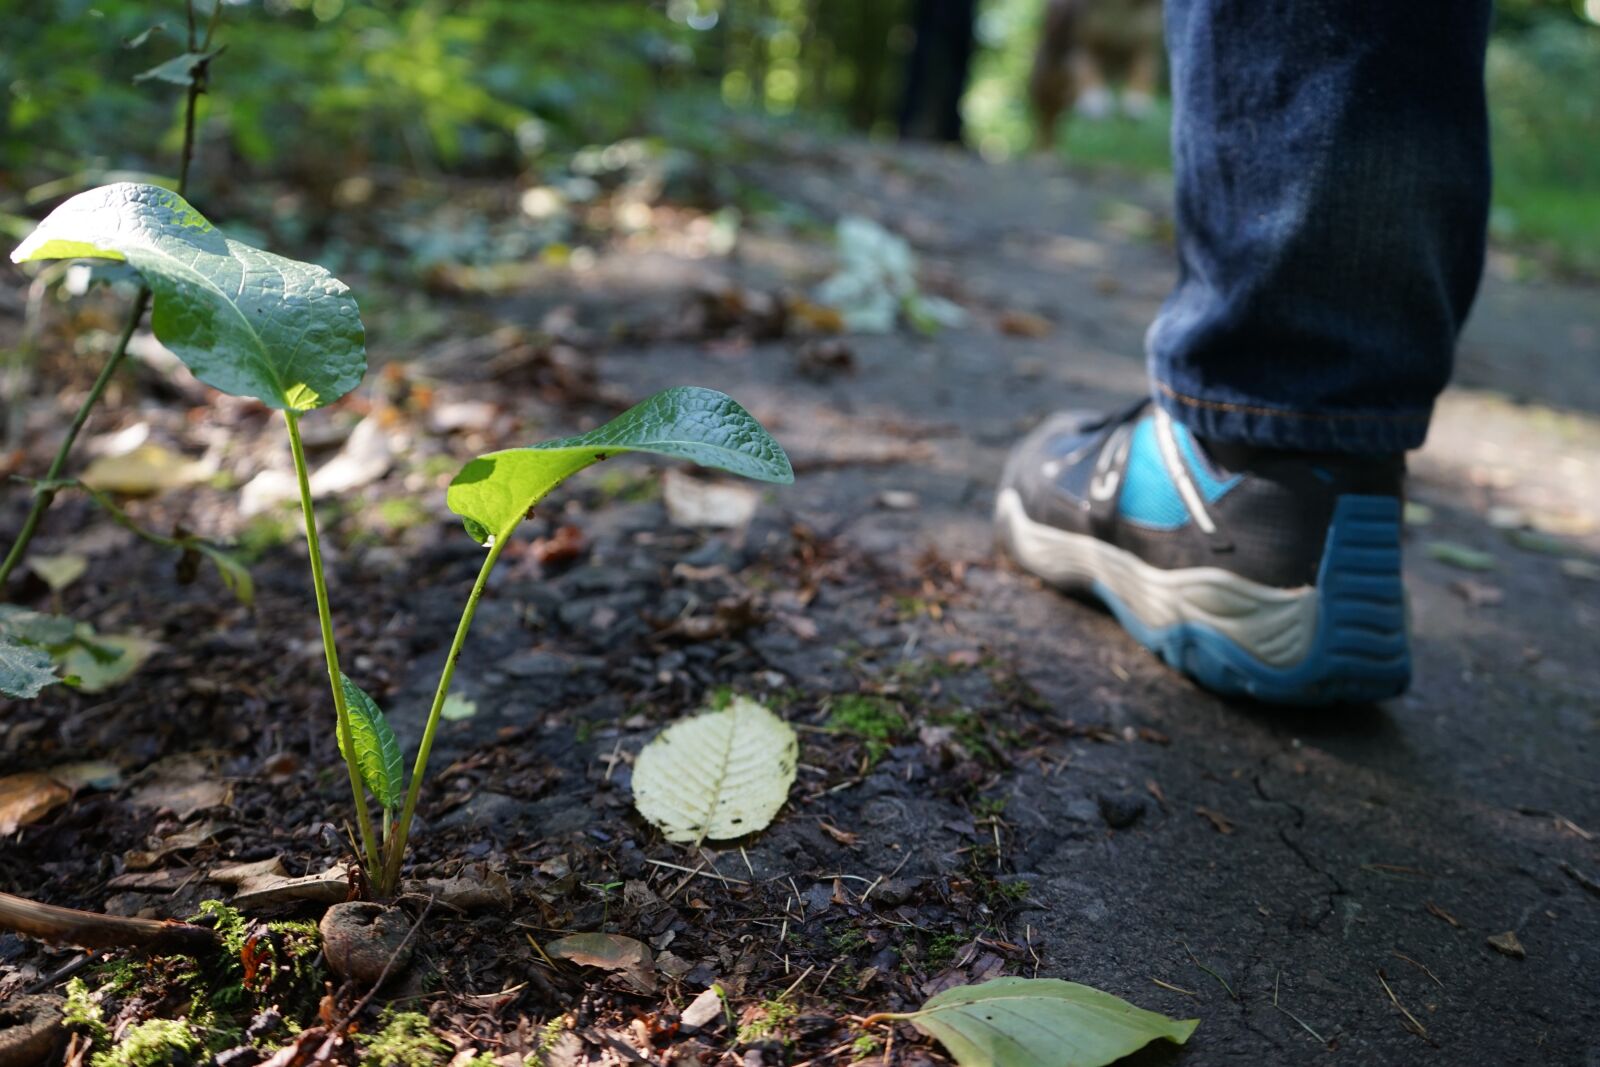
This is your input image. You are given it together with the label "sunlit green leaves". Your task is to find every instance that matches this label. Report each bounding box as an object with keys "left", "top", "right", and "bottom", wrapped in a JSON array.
[
  {"left": 338, "top": 675, "right": 405, "bottom": 810},
  {"left": 10, "top": 183, "right": 365, "bottom": 411},
  {"left": 447, "top": 387, "right": 792, "bottom": 542},
  {"left": 883, "top": 977, "right": 1198, "bottom": 1067}
]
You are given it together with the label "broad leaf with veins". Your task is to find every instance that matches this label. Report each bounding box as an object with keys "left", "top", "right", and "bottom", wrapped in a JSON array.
[
  {"left": 10, "top": 182, "right": 365, "bottom": 411},
  {"left": 447, "top": 387, "right": 793, "bottom": 542}
]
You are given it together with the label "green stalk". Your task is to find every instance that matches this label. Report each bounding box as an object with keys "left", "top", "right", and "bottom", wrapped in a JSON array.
[
  {"left": 1, "top": 0, "right": 217, "bottom": 588},
  {"left": 284, "top": 410, "right": 382, "bottom": 877},
  {"left": 380, "top": 533, "right": 509, "bottom": 896},
  {"left": 0, "top": 289, "right": 151, "bottom": 587}
]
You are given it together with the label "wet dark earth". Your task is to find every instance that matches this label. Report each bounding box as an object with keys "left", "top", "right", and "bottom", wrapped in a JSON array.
[{"left": 1, "top": 139, "right": 1597, "bottom": 1065}]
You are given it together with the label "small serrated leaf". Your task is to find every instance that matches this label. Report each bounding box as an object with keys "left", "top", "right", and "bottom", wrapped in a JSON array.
[
  {"left": 338, "top": 675, "right": 405, "bottom": 810},
  {"left": 631, "top": 696, "right": 797, "bottom": 845},
  {"left": 888, "top": 977, "right": 1198, "bottom": 1067},
  {"left": 447, "top": 387, "right": 792, "bottom": 543}
]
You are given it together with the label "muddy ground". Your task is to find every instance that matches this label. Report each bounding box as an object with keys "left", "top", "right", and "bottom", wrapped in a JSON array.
[{"left": 1, "top": 137, "right": 1596, "bottom": 1066}]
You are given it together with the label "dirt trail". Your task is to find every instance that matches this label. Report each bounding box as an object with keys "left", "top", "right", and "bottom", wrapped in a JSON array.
[
  {"left": 521, "top": 141, "right": 1600, "bottom": 1064},
  {"left": 2, "top": 139, "right": 1595, "bottom": 1065}
]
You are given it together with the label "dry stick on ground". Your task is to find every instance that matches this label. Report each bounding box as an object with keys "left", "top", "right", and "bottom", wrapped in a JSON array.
[
  {"left": 0, "top": 889, "right": 217, "bottom": 957},
  {"left": 0, "top": 0, "right": 220, "bottom": 587},
  {"left": 1377, "top": 968, "right": 1430, "bottom": 1041}
]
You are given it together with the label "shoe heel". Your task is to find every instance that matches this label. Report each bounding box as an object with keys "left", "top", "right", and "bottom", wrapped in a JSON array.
[{"left": 1172, "top": 494, "right": 1411, "bottom": 706}]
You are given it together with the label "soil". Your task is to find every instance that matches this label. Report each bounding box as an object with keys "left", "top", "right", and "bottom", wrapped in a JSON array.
[{"left": 1, "top": 136, "right": 1596, "bottom": 1066}]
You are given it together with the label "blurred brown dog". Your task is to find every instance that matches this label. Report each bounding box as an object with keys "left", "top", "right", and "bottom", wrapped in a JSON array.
[{"left": 1028, "top": 0, "right": 1164, "bottom": 150}]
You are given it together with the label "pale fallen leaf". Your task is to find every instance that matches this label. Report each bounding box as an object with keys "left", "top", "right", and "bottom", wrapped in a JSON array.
[
  {"left": 680, "top": 985, "right": 725, "bottom": 1031},
  {"left": 28, "top": 553, "right": 88, "bottom": 592},
  {"left": 239, "top": 469, "right": 299, "bottom": 517},
  {"left": 631, "top": 696, "right": 798, "bottom": 844},
  {"left": 546, "top": 932, "right": 657, "bottom": 994},
  {"left": 310, "top": 417, "right": 393, "bottom": 497},
  {"left": 1486, "top": 931, "right": 1525, "bottom": 959},
  {"left": 80, "top": 444, "right": 212, "bottom": 495},
  {"left": 662, "top": 469, "right": 760, "bottom": 529},
  {"left": 440, "top": 694, "right": 478, "bottom": 721},
  {"left": 1561, "top": 559, "right": 1600, "bottom": 581}
]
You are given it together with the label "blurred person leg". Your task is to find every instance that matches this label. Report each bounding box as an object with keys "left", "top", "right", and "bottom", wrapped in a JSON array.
[{"left": 996, "top": 0, "right": 1493, "bottom": 705}]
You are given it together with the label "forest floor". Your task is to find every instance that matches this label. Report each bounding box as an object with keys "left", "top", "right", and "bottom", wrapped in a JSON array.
[{"left": 1, "top": 135, "right": 1597, "bottom": 1066}]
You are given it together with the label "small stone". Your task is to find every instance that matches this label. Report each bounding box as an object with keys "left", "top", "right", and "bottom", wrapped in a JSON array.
[
  {"left": 1486, "top": 930, "right": 1525, "bottom": 959},
  {"left": 872, "top": 877, "right": 920, "bottom": 906},
  {"left": 319, "top": 901, "right": 415, "bottom": 986},
  {"left": 1097, "top": 791, "right": 1147, "bottom": 829}
]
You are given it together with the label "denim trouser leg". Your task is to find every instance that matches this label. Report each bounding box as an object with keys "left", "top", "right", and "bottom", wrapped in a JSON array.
[{"left": 1147, "top": 0, "right": 1493, "bottom": 454}]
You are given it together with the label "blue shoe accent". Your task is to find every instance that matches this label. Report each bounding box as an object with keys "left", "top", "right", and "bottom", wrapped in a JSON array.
[{"left": 1091, "top": 495, "right": 1411, "bottom": 705}]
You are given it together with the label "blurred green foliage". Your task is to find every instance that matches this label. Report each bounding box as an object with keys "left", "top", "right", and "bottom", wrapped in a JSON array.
[{"left": 2, "top": 0, "right": 1596, "bottom": 270}]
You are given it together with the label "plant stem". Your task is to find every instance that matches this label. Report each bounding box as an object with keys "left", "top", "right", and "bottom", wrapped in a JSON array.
[
  {"left": 285, "top": 410, "right": 382, "bottom": 876},
  {"left": 380, "top": 534, "right": 509, "bottom": 896},
  {"left": 0, "top": 7, "right": 216, "bottom": 588},
  {"left": 0, "top": 289, "right": 150, "bottom": 587}
]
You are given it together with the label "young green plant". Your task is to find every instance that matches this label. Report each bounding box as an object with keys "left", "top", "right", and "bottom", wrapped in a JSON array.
[
  {"left": 9, "top": 182, "right": 379, "bottom": 869},
  {"left": 9, "top": 185, "right": 795, "bottom": 897}
]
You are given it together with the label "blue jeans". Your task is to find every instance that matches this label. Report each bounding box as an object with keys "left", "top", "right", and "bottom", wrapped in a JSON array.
[{"left": 1147, "top": 0, "right": 1493, "bottom": 454}]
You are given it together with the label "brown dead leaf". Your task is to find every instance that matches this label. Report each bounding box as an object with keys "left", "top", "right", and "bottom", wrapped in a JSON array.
[
  {"left": 127, "top": 753, "right": 230, "bottom": 819},
  {"left": 546, "top": 933, "right": 657, "bottom": 994},
  {"left": 0, "top": 772, "right": 72, "bottom": 835},
  {"left": 818, "top": 821, "right": 860, "bottom": 847},
  {"left": 996, "top": 309, "right": 1053, "bottom": 338},
  {"left": 531, "top": 525, "right": 587, "bottom": 567},
  {"left": 1145, "top": 779, "right": 1168, "bottom": 811},
  {"left": 404, "top": 866, "right": 513, "bottom": 910},
  {"left": 1486, "top": 931, "right": 1525, "bottom": 958},
  {"left": 1195, "top": 806, "right": 1234, "bottom": 834},
  {"left": 212, "top": 859, "right": 352, "bottom": 910}
]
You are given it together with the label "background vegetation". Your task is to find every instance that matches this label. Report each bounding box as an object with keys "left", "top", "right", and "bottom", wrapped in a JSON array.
[{"left": 3, "top": 0, "right": 1598, "bottom": 272}]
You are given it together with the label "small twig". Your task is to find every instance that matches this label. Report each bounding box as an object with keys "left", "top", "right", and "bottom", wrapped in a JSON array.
[
  {"left": 1179, "top": 939, "right": 1238, "bottom": 1001},
  {"left": 1377, "top": 968, "right": 1428, "bottom": 1041},
  {"left": 644, "top": 858, "right": 749, "bottom": 885},
  {"left": 777, "top": 965, "right": 815, "bottom": 1001},
  {"left": 1390, "top": 950, "right": 1443, "bottom": 987},
  {"left": 26, "top": 951, "right": 96, "bottom": 994},
  {"left": 1151, "top": 977, "right": 1198, "bottom": 997},
  {"left": 0, "top": 889, "right": 216, "bottom": 956},
  {"left": 1271, "top": 971, "right": 1327, "bottom": 1044}
]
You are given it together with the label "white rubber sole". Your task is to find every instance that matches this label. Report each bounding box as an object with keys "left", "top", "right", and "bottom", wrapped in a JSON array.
[{"left": 995, "top": 488, "right": 1318, "bottom": 668}]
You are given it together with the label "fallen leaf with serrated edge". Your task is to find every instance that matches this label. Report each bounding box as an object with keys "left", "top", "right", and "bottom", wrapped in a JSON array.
[{"left": 631, "top": 696, "right": 797, "bottom": 845}]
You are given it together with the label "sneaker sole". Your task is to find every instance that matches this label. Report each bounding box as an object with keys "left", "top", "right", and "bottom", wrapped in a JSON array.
[{"left": 995, "top": 489, "right": 1411, "bottom": 705}]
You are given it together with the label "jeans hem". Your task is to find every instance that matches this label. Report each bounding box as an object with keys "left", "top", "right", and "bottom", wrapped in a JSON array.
[{"left": 1154, "top": 381, "right": 1431, "bottom": 454}]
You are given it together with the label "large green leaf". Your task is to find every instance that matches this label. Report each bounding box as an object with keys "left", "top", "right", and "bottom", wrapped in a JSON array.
[
  {"left": 886, "top": 977, "right": 1197, "bottom": 1067},
  {"left": 447, "top": 387, "right": 792, "bottom": 542},
  {"left": 0, "top": 634, "right": 58, "bottom": 699},
  {"left": 338, "top": 675, "right": 404, "bottom": 810},
  {"left": 10, "top": 183, "right": 365, "bottom": 411}
]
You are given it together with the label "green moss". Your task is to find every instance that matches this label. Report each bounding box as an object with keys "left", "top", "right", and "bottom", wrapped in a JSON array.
[
  {"left": 377, "top": 496, "right": 430, "bottom": 531},
  {"left": 90, "top": 1018, "right": 201, "bottom": 1067},
  {"left": 827, "top": 694, "right": 905, "bottom": 764},
  {"left": 736, "top": 999, "right": 797, "bottom": 1045},
  {"left": 237, "top": 511, "right": 298, "bottom": 561},
  {"left": 925, "top": 932, "right": 967, "bottom": 968},
  {"left": 359, "top": 1009, "right": 452, "bottom": 1066},
  {"left": 62, "top": 977, "right": 107, "bottom": 1041},
  {"left": 829, "top": 927, "right": 868, "bottom": 955}
]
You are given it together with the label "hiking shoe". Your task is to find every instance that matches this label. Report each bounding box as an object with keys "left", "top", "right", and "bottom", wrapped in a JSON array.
[{"left": 994, "top": 400, "right": 1411, "bottom": 705}]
